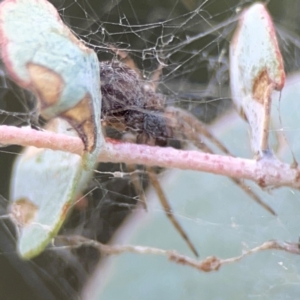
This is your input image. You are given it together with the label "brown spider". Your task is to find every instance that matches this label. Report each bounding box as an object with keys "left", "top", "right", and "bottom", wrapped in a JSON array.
[
  {"left": 99, "top": 53, "right": 276, "bottom": 257},
  {"left": 100, "top": 58, "right": 232, "bottom": 153},
  {"left": 100, "top": 60, "right": 172, "bottom": 146}
]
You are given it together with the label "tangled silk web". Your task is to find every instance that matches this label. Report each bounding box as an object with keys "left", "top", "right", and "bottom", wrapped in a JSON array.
[{"left": 1, "top": 0, "right": 300, "bottom": 299}]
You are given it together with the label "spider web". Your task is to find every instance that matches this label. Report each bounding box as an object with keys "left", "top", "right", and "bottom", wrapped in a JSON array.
[{"left": 1, "top": 0, "right": 300, "bottom": 299}]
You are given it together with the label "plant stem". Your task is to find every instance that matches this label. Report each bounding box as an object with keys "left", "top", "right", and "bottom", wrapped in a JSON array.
[{"left": 0, "top": 125, "right": 299, "bottom": 189}]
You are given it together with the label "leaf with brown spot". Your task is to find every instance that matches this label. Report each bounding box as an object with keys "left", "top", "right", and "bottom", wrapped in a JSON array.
[
  {"left": 0, "top": 0, "right": 104, "bottom": 169},
  {"left": 230, "top": 3, "right": 285, "bottom": 157},
  {"left": 10, "top": 119, "right": 92, "bottom": 259}
]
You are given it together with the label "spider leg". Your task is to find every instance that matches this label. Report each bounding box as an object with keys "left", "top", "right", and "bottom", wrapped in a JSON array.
[
  {"left": 127, "top": 152, "right": 199, "bottom": 255},
  {"left": 165, "top": 106, "right": 231, "bottom": 153},
  {"left": 122, "top": 130, "right": 198, "bottom": 255},
  {"left": 125, "top": 156, "right": 200, "bottom": 256},
  {"left": 126, "top": 164, "right": 148, "bottom": 211},
  {"left": 147, "top": 166, "right": 199, "bottom": 257},
  {"left": 109, "top": 46, "right": 140, "bottom": 74},
  {"left": 165, "top": 106, "right": 276, "bottom": 216},
  {"left": 121, "top": 132, "right": 148, "bottom": 211},
  {"left": 148, "top": 62, "right": 164, "bottom": 92}
]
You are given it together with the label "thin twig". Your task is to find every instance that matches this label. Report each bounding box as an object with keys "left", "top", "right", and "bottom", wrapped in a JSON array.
[{"left": 55, "top": 235, "right": 300, "bottom": 272}]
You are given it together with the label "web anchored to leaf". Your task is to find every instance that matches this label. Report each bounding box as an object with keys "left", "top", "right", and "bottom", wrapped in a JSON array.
[{"left": 1, "top": 0, "right": 300, "bottom": 299}]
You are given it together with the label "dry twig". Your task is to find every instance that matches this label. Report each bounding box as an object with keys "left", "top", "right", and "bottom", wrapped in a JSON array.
[{"left": 55, "top": 235, "right": 300, "bottom": 272}]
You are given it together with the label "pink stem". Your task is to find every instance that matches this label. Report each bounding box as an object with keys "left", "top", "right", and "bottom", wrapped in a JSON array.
[{"left": 0, "top": 125, "right": 299, "bottom": 189}]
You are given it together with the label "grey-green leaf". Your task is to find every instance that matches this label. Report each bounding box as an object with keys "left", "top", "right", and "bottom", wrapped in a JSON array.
[{"left": 10, "top": 119, "right": 92, "bottom": 259}]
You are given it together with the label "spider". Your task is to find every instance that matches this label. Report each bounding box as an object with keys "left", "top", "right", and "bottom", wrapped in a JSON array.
[
  {"left": 100, "top": 58, "right": 225, "bottom": 153},
  {"left": 99, "top": 52, "right": 276, "bottom": 257},
  {"left": 100, "top": 60, "right": 171, "bottom": 147}
]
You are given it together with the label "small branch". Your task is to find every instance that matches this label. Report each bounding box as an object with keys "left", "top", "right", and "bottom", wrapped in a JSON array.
[
  {"left": 0, "top": 125, "right": 300, "bottom": 189},
  {"left": 55, "top": 235, "right": 300, "bottom": 272}
]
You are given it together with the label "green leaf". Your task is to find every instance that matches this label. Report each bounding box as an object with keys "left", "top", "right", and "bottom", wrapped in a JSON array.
[
  {"left": 230, "top": 3, "right": 285, "bottom": 156},
  {"left": 0, "top": 0, "right": 103, "bottom": 169},
  {"left": 10, "top": 119, "right": 92, "bottom": 259}
]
